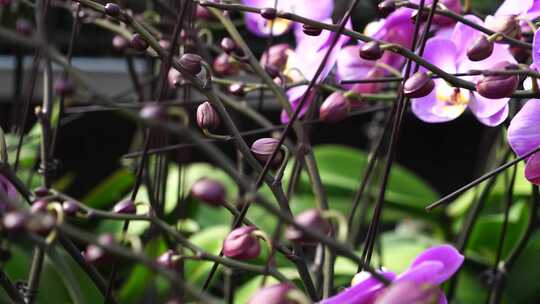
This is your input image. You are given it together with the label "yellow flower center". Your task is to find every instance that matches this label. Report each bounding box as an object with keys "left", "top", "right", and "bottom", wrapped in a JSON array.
[
  {"left": 264, "top": 18, "right": 292, "bottom": 35},
  {"left": 434, "top": 82, "right": 470, "bottom": 118}
]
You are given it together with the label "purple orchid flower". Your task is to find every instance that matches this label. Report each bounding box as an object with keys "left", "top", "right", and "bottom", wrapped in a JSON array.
[
  {"left": 508, "top": 99, "right": 540, "bottom": 184},
  {"left": 364, "top": 8, "right": 416, "bottom": 71},
  {"left": 336, "top": 45, "right": 385, "bottom": 94},
  {"left": 410, "top": 0, "right": 461, "bottom": 26},
  {"left": 495, "top": 0, "right": 540, "bottom": 21},
  {"left": 410, "top": 15, "right": 516, "bottom": 126},
  {"left": 320, "top": 244, "right": 464, "bottom": 304},
  {"left": 241, "top": 0, "right": 333, "bottom": 37},
  {"left": 280, "top": 19, "right": 351, "bottom": 123}
]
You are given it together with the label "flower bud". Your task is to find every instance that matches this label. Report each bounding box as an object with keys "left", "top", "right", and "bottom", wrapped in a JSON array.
[
  {"left": 130, "top": 33, "right": 149, "bottom": 52},
  {"left": 260, "top": 44, "right": 291, "bottom": 70},
  {"left": 260, "top": 7, "right": 277, "bottom": 20},
  {"left": 223, "top": 226, "right": 261, "bottom": 260},
  {"left": 375, "top": 281, "right": 439, "bottom": 304},
  {"left": 476, "top": 61, "right": 519, "bottom": 99},
  {"left": 359, "top": 41, "right": 383, "bottom": 61},
  {"left": 285, "top": 209, "right": 332, "bottom": 245},
  {"left": 486, "top": 15, "right": 520, "bottom": 39},
  {"left": 26, "top": 213, "right": 55, "bottom": 236},
  {"left": 168, "top": 68, "right": 184, "bottom": 87},
  {"left": 190, "top": 178, "right": 226, "bottom": 206},
  {"left": 15, "top": 19, "right": 32, "bottom": 36},
  {"left": 33, "top": 186, "right": 49, "bottom": 197},
  {"left": 320, "top": 92, "right": 351, "bottom": 123},
  {"left": 220, "top": 37, "right": 237, "bottom": 54},
  {"left": 159, "top": 39, "right": 171, "bottom": 50},
  {"left": 302, "top": 24, "right": 322, "bottom": 36},
  {"left": 251, "top": 138, "right": 283, "bottom": 169},
  {"left": 30, "top": 199, "right": 49, "bottom": 214},
  {"left": 403, "top": 72, "right": 434, "bottom": 98},
  {"left": 54, "top": 78, "right": 75, "bottom": 97},
  {"left": 112, "top": 199, "right": 136, "bottom": 214},
  {"left": 112, "top": 35, "right": 129, "bottom": 52},
  {"left": 510, "top": 39, "right": 530, "bottom": 63},
  {"left": 466, "top": 35, "right": 493, "bottom": 61},
  {"left": 179, "top": 53, "right": 202, "bottom": 75},
  {"left": 0, "top": 175, "right": 19, "bottom": 212},
  {"left": 195, "top": 4, "right": 212, "bottom": 20},
  {"left": 228, "top": 82, "right": 246, "bottom": 97},
  {"left": 197, "top": 101, "right": 220, "bottom": 130},
  {"left": 378, "top": 0, "right": 396, "bottom": 17},
  {"left": 265, "top": 64, "right": 280, "bottom": 78},
  {"left": 213, "top": 53, "right": 240, "bottom": 76},
  {"left": 248, "top": 283, "right": 298, "bottom": 304},
  {"left": 156, "top": 249, "right": 179, "bottom": 270},
  {"left": 2, "top": 211, "right": 28, "bottom": 233},
  {"left": 62, "top": 201, "right": 80, "bottom": 216},
  {"left": 104, "top": 3, "right": 121, "bottom": 17},
  {"left": 140, "top": 103, "right": 167, "bottom": 121},
  {"left": 83, "top": 234, "right": 116, "bottom": 265}
]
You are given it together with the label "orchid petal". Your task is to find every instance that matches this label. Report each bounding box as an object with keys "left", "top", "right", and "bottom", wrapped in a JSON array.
[
  {"left": 508, "top": 99, "right": 540, "bottom": 157},
  {"left": 525, "top": 152, "right": 540, "bottom": 185},
  {"left": 475, "top": 104, "right": 509, "bottom": 127},
  {"left": 319, "top": 271, "right": 396, "bottom": 304},
  {"left": 411, "top": 82, "right": 466, "bottom": 123},
  {"left": 409, "top": 245, "right": 464, "bottom": 285}
]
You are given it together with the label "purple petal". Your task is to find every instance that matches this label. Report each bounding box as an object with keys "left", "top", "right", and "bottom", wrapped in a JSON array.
[
  {"left": 475, "top": 103, "right": 509, "bottom": 126},
  {"left": 507, "top": 99, "right": 540, "bottom": 157},
  {"left": 468, "top": 93, "right": 508, "bottom": 119},
  {"left": 336, "top": 45, "right": 379, "bottom": 89},
  {"left": 319, "top": 271, "right": 396, "bottom": 304},
  {"left": 408, "top": 244, "right": 464, "bottom": 285},
  {"left": 533, "top": 29, "right": 540, "bottom": 71},
  {"left": 241, "top": 0, "right": 293, "bottom": 37},
  {"left": 373, "top": 281, "right": 441, "bottom": 304},
  {"left": 495, "top": 0, "right": 533, "bottom": 16},
  {"left": 411, "top": 81, "right": 467, "bottom": 123},
  {"left": 293, "top": 0, "right": 333, "bottom": 21},
  {"left": 525, "top": 152, "right": 540, "bottom": 185},
  {"left": 450, "top": 15, "right": 484, "bottom": 62},
  {"left": 395, "top": 261, "right": 445, "bottom": 286},
  {"left": 281, "top": 85, "right": 314, "bottom": 123},
  {"left": 420, "top": 38, "right": 458, "bottom": 73}
]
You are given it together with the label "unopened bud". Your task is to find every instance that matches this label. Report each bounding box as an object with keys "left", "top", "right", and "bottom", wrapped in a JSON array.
[
  {"left": 476, "top": 61, "right": 519, "bottom": 99},
  {"left": 112, "top": 199, "right": 136, "bottom": 214},
  {"left": 250, "top": 138, "right": 283, "bottom": 169},
  {"left": 223, "top": 226, "right": 261, "bottom": 260},
  {"left": 2, "top": 212, "right": 28, "bottom": 233},
  {"left": 156, "top": 250, "right": 179, "bottom": 270},
  {"left": 213, "top": 53, "right": 240, "bottom": 76},
  {"left": 179, "top": 53, "right": 203, "bottom": 75},
  {"left": 130, "top": 33, "right": 149, "bottom": 52},
  {"left": 220, "top": 37, "right": 237, "bottom": 54},
  {"left": 190, "top": 178, "right": 226, "bottom": 206},
  {"left": 302, "top": 24, "right": 322, "bottom": 36},
  {"left": 228, "top": 82, "right": 246, "bottom": 97},
  {"left": 62, "top": 201, "right": 80, "bottom": 217},
  {"left": 285, "top": 209, "right": 332, "bottom": 245},
  {"left": 320, "top": 92, "right": 351, "bottom": 123},
  {"left": 467, "top": 35, "right": 494, "bottom": 61},
  {"left": 359, "top": 41, "right": 383, "bottom": 61},
  {"left": 197, "top": 101, "right": 221, "bottom": 130},
  {"left": 30, "top": 199, "right": 49, "bottom": 214},
  {"left": 260, "top": 44, "right": 291, "bottom": 69},
  {"left": 260, "top": 7, "right": 277, "bottom": 20},
  {"left": 112, "top": 35, "right": 129, "bottom": 52},
  {"left": 140, "top": 103, "right": 167, "bottom": 121},
  {"left": 403, "top": 72, "right": 434, "bottom": 98},
  {"left": 104, "top": 3, "right": 121, "bottom": 17}
]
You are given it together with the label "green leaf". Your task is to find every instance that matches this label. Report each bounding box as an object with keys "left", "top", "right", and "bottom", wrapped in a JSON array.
[
  {"left": 466, "top": 201, "right": 530, "bottom": 264},
  {"left": 82, "top": 169, "right": 134, "bottom": 209},
  {"left": 185, "top": 225, "right": 230, "bottom": 286}
]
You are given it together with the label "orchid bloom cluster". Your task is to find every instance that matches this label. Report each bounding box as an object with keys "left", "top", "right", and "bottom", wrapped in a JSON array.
[{"left": 235, "top": 0, "right": 540, "bottom": 187}]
